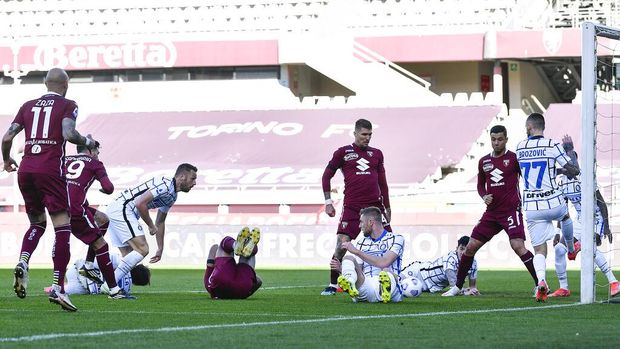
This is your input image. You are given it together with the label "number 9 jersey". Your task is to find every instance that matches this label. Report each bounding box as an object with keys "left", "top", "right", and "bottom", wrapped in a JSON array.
[
  {"left": 65, "top": 154, "right": 109, "bottom": 217},
  {"left": 12, "top": 92, "right": 78, "bottom": 176},
  {"left": 516, "top": 135, "right": 571, "bottom": 211}
]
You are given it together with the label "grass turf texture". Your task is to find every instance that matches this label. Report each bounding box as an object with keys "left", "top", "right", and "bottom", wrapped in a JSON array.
[{"left": 0, "top": 269, "right": 617, "bottom": 348}]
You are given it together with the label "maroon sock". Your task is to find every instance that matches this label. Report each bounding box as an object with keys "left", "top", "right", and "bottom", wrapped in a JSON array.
[
  {"left": 220, "top": 236, "right": 235, "bottom": 254},
  {"left": 456, "top": 255, "right": 474, "bottom": 289},
  {"left": 94, "top": 244, "right": 117, "bottom": 288},
  {"left": 519, "top": 250, "right": 539, "bottom": 286},
  {"left": 18, "top": 223, "right": 46, "bottom": 264},
  {"left": 52, "top": 224, "right": 72, "bottom": 292},
  {"left": 330, "top": 255, "right": 342, "bottom": 285},
  {"left": 204, "top": 264, "right": 214, "bottom": 291}
]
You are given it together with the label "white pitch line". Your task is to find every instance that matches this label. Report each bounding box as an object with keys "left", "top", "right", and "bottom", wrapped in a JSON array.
[
  {"left": 0, "top": 303, "right": 582, "bottom": 343},
  {"left": 0, "top": 284, "right": 323, "bottom": 298}
]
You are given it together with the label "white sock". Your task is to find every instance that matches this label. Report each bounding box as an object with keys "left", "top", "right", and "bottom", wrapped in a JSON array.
[
  {"left": 561, "top": 218, "right": 574, "bottom": 253},
  {"left": 595, "top": 249, "right": 617, "bottom": 283},
  {"left": 554, "top": 243, "right": 569, "bottom": 289},
  {"left": 533, "top": 253, "right": 546, "bottom": 285},
  {"left": 114, "top": 251, "right": 144, "bottom": 283},
  {"left": 341, "top": 259, "right": 357, "bottom": 285}
]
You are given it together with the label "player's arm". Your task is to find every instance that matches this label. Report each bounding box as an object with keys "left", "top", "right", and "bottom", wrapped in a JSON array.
[
  {"left": 150, "top": 210, "right": 167, "bottom": 263},
  {"left": 98, "top": 176, "right": 114, "bottom": 194},
  {"left": 377, "top": 158, "right": 391, "bottom": 222},
  {"left": 596, "top": 189, "right": 612, "bottom": 242},
  {"left": 476, "top": 159, "right": 493, "bottom": 205},
  {"left": 446, "top": 269, "right": 457, "bottom": 287},
  {"left": 557, "top": 135, "right": 580, "bottom": 178},
  {"left": 2, "top": 123, "right": 23, "bottom": 172},
  {"left": 61, "top": 118, "right": 96, "bottom": 148},
  {"left": 134, "top": 191, "right": 157, "bottom": 235},
  {"left": 343, "top": 242, "right": 398, "bottom": 268},
  {"left": 322, "top": 151, "right": 340, "bottom": 217}
]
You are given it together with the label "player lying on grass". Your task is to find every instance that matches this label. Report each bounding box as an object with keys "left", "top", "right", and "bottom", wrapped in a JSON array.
[
  {"left": 331, "top": 206, "right": 404, "bottom": 303},
  {"left": 400, "top": 236, "right": 480, "bottom": 297},
  {"left": 44, "top": 255, "right": 150, "bottom": 298},
  {"left": 204, "top": 227, "right": 262, "bottom": 299}
]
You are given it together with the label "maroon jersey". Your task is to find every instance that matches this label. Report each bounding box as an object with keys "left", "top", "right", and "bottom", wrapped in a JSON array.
[
  {"left": 12, "top": 93, "right": 78, "bottom": 176},
  {"left": 477, "top": 150, "right": 522, "bottom": 213},
  {"left": 65, "top": 154, "right": 108, "bottom": 216},
  {"left": 322, "top": 144, "right": 389, "bottom": 206}
]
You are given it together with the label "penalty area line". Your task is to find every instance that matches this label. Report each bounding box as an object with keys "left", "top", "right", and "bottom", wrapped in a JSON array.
[{"left": 0, "top": 302, "right": 582, "bottom": 343}]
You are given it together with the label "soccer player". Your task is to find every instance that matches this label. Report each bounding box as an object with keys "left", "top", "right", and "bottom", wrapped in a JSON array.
[
  {"left": 550, "top": 136, "right": 619, "bottom": 298},
  {"left": 2, "top": 68, "right": 97, "bottom": 312},
  {"left": 321, "top": 118, "right": 391, "bottom": 296},
  {"left": 204, "top": 227, "right": 262, "bottom": 299},
  {"left": 402, "top": 236, "right": 479, "bottom": 296},
  {"left": 46, "top": 256, "right": 150, "bottom": 297},
  {"left": 514, "top": 113, "right": 579, "bottom": 302},
  {"left": 103, "top": 163, "right": 197, "bottom": 290},
  {"left": 442, "top": 125, "right": 539, "bottom": 297},
  {"left": 65, "top": 142, "right": 130, "bottom": 299},
  {"left": 334, "top": 207, "right": 404, "bottom": 303}
]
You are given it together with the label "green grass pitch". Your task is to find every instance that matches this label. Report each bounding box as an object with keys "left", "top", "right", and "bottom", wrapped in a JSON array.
[{"left": 0, "top": 269, "right": 617, "bottom": 348}]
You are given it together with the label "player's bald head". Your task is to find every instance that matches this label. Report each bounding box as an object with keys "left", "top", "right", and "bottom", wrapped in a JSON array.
[
  {"left": 45, "top": 68, "right": 69, "bottom": 96},
  {"left": 45, "top": 68, "right": 68, "bottom": 85}
]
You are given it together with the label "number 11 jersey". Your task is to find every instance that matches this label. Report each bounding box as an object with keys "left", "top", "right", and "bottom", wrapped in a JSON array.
[{"left": 12, "top": 92, "right": 78, "bottom": 176}]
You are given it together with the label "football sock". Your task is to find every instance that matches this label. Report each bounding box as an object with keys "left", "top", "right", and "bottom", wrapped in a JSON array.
[
  {"left": 221, "top": 236, "right": 235, "bottom": 254},
  {"left": 595, "top": 248, "right": 617, "bottom": 283},
  {"left": 533, "top": 253, "right": 547, "bottom": 285},
  {"left": 341, "top": 259, "right": 357, "bottom": 286},
  {"left": 19, "top": 223, "right": 46, "bottom": 265},
  {"left": 114, "top": 250, "right": 144, "bottom": 282},
  {"left": 561, "top": 218, "right": 575, "bottom": 253},
  {"left": 51, "top": 224, "right": 72, "bottom": 293},
  {"left": 519, "top": 250, "right": 538, "bottom": 286},
  {"left": 455, "top": 254, "right": 474, "bottom": 289},
  {"left": 554, "top": 243, "right": 569, "bottom": 289},
  {"left": 95, "top": 244, "right": 117, "bottom": 288}
]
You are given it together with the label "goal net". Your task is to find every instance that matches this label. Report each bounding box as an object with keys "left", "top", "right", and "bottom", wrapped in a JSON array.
[{"left": 581, "top": 22, "right": 620, "bottom": 304}]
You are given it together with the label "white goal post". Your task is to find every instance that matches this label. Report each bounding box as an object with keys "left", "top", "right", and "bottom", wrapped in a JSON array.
[{"left": 581, "top": 22, "right": 620, "bottom": 304}]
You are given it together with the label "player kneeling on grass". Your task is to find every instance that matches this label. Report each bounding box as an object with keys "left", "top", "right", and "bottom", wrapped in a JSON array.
[
  {"left": 332, "top": 207, "right": 404, "bottom": 303},
  {"left": 400, "top": 236, "right": 480, "bottom": 298},
  {"left": 204, "top": 227, "right": 262, "bottom": 299}
]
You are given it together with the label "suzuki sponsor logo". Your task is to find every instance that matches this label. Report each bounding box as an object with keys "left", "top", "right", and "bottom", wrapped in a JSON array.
[
  {"left": 168, "top": 121, "right": 303, "bottom": 139},
  {"left": 32, "top": 42, "right": 177, "bottom": 70},
  {"left": 490, "top": 168, "right": 503, "bottom": 183},
  {"left": 356, "top": 158, "right": 369, "bottom": 172}
]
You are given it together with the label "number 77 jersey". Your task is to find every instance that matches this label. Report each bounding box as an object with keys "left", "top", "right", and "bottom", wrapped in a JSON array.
[
  {"left": 12, "top": 92, "right": 78, "bottom": 176},
  {"left": 516, "top": 135, "right": 571, "bottom": 211}
]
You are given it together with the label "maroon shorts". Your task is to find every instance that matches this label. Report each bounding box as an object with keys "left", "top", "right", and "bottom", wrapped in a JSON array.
[
  {"left": 471, "top": 209, "right": 526, "bottom": 243},
  {"left": 205, "top": 257, "right": 258, "bottom": 299},
  {"left": 337, "top": 202, "right": 392, "bottom": 239},
  {"left": 18, "top": 172, "right": 69, "bottom": 215},
  {"left": 70, "top": 208, "right": 102, "bottom": 245}
]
